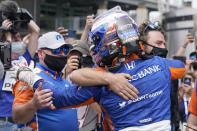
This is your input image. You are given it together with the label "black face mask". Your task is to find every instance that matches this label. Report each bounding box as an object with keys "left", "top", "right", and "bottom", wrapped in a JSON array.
[
  {"left": 150, "top": 46, "right": 168, "bottom": 58},
  {"left": 142, "top": 41, "right": 168, "bottom": 58},
  {"left": 190, "top": 62, "right": 197, "bottom": 70},
  {"left": 44, "top": 54, "right": 67, "bottom": 72}
]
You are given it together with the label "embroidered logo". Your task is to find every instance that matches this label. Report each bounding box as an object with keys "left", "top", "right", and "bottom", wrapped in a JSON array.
[
  {"left": 119, "top": 101, "right": 126, "bottom": 108},
  {"left": 18, "top": 86, "right": 28, "bottom": 90},
  {"left": 124, "top": 61, "right": 135, "bottom": 70}
]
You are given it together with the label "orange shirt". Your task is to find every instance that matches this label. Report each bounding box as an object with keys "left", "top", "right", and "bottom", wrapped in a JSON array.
[
  {"left": 12, "top": 81, "right": 37, "bottom": 130},
  {"left": 188, "top": 82, "right": 197, "bottom": 116},
  {"left": 12, "top": 81, "right": 34, "bottom": 106}
]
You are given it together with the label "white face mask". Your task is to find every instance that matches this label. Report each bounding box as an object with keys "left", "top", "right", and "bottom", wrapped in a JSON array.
[{"left": 12, "top": 42, "right": 26, "bottom": 53}]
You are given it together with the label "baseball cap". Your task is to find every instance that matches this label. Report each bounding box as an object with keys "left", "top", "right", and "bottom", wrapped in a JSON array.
[
  {"left": 69, "top": 40, "right": 90, "bottom": 55},
  {"left": 38, "top": 31, "right": 72, "bottom": 49}
]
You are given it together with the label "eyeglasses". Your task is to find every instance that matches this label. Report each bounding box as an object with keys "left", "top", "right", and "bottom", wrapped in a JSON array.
[
  {"left": 190, "top": 55, "right": 196, "bottom": 60},
  {"left": 142, "top": 22, "right": 160, "bottom": 35},
  {"left": 42, "top": 46, "right": 70, "bottom": 55}
]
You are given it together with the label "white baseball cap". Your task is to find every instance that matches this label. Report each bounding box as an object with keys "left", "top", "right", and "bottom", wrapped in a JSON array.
[{"left": 38, "top": 31, "right": 72, "bottom": 49}]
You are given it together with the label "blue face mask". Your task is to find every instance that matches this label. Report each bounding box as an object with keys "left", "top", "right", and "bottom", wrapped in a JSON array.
[{"left": 12, "top": 42, "right": 26, "bottom": 53}]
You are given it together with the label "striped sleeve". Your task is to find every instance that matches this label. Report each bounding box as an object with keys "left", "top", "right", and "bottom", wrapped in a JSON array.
[{"left": 34, "top": 80, "right": 101, "bottom": 109}]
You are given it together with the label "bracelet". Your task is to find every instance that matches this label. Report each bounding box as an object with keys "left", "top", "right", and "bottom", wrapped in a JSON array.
[{"left": 182, "top": 44, "right": 187, "bottom": 48}]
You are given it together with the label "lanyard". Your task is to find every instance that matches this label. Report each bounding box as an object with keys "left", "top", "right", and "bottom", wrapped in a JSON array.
[{"left": 183, "top": 95, "right": 191, "bottom": 120}]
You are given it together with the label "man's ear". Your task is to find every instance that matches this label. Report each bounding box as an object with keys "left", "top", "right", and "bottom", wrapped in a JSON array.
[{"left": 37, "top": 49, "right": 43, "bottom": 59}]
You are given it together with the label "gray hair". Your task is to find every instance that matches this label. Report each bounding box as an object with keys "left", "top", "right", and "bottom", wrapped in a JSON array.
[{"left": 0, "top": 0, "right": 19, "bottom": 13}]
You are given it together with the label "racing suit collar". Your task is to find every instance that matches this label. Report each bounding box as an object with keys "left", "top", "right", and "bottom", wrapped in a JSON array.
[
  {"left": 125, "top": 53, "right": 139, "bottom": 63},
  {"left": 36, "top": 63, "right": 63, "bottom": 80}
]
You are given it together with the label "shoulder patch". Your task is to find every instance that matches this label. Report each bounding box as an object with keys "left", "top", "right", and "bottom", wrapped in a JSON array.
[{"left": 18, "top": 85, "right": 28, "bottom": 91}]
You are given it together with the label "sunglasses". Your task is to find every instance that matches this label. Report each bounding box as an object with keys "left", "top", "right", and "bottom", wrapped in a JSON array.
[
  {"left": 190, "top": 55, "right": 196, "bottom": 60},
  {"left": 142, "top": 22, "right": 160, "bottom": 35},
  {"left": 43, "top": 46, "right": 70, "bottom": 55}
]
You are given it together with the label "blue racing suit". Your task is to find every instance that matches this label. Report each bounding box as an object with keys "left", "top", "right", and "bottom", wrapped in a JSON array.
[{"left": 34, "top": 56, "right": 185, "bottom": 131}]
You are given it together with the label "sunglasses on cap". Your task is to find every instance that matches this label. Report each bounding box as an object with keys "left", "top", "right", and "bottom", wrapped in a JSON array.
[
  {"left": 142, "top": 22, "right": 160, "bottom": 35},
  {"left": 42, "top": 45, "right": 70, "bottom": 55}
]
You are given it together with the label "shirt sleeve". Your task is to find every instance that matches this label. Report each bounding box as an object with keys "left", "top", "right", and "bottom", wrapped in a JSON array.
[
  {"left": 22, "top": 49, "right": 33, "bottom": 66},
  {"left": 164, "top": 58, "right": 186, "bottom": 80},
  {"left": 12, "top": 81, "right": 34, "bottom": 106},
  {"left": 34, "top": 80, "right": 101, "bottom": 109},
  {"left": 94, "top": 67, "right": 106, "bottom": 71},
  {"left": 12, "top": 49, "right": 33, "bottom": 68},
  {"left": 188, "top": 81, "right": 197, "bottom": 116}
]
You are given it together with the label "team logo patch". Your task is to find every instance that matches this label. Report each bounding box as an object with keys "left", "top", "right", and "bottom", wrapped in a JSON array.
[
  {"left": 119, "top": 101, "right": 126, "bottom": 108},
  {"left": 65, "top": 84, "right": 69, "bottom": 88},
  {"left": 55, "top": 34, "right": 63, "bottom": 41},
  {"left": 124, "top": 61, "right": 135, "bottom": 70},
  {"left": 18, "top": 85, "right": 28, "bottom": 90}
]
